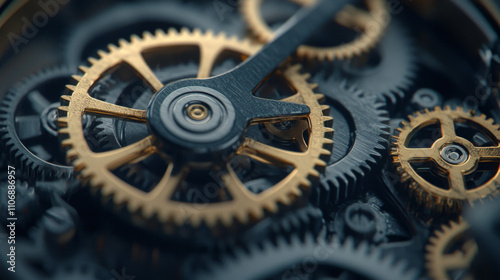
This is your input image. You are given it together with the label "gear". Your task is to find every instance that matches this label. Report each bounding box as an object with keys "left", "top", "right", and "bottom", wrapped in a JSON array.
[
  {"left": 327, "top": 193, "right": 411, "bottom": 245},
  {"left": 392, "top": 107, "right": 500, "bottom": 213},
  {"left": 241, "top": 0, "right": 390, "bottom": 61},
  {"left": 341, "top": 20, "right": 418, "bottom": 109},
  {"left": 309, "top": 78, "right": 390, "bottom": 207},
  {"left": 186, "top": 234, "right": 418, "bottom": 280},
  {"left": 63, "top": 1, "right": 243, "bottom": 66},
  {"left": 0, "top": 66, "right": 76, "bottom": 181},
  {"left": 425, "top": 219, "right": 477, "bottom": 280},
  {"left": 58, "top": 29, "right": 333, "bottom": 229}
]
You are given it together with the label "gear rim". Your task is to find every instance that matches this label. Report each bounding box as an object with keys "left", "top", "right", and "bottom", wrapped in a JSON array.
[
  {"left": 241, "top": 0, "right": 390, "bottom": 61},
  {"left": 58, "top": 28, "right": 333, "bottom": 228},
  {"left": 392, "top": 106, "right": 500, "bottom": 212}
]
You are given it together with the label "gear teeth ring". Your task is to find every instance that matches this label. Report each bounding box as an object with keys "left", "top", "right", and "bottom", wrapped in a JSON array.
[
  {"left": 57, "top": 28, "right": 334, "bottom": 230},
  {"left": 241, "top": 0, "right": 390, "bottom": 61},
  {"left": 392, "top": 106, "right": 500, "bottom": 213}
]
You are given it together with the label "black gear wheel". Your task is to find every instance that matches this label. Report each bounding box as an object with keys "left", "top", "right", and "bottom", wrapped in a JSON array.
[
  {"left": 185, "top": 234, "right": 418, "bottom": 280},
  {"left": 340, "top": 20, "right": 418, "bottom": 111},
  {"left": 309, "top": 78, "right": 390, "bottom": 208},
  {"left": 63, "top": 1, "right": 243, "bottom": 66},
  {"left": 0, "top": 66, "right": 77, "bottom": 181},
  {"left": 326, "top": 192, "right": 412, "bottom": 245}
]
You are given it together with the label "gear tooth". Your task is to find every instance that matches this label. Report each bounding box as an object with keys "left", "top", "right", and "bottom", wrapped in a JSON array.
[
  {"left": 58, "top": 106, "right": 69, "bottom": 113},
  {"left": 66, "top": 149, "right": 79, "bottom": 160},
  {"left": 143, "top": 31, "right": 154, "bottom": 40},
  {"left": 118, "top": 38, "right": 129, "bottom": 47},
  {"left": 71, "top": 75, "right": 82, "bottom": 82},
  {"left": 88, "top": 57, "right": 99, "bottom": 65},
  {"left": 66, "top": 85, "right": 76, "bottom": 92},
  {"left": 97, "top": 50, "right": 107, "bottom": 58},
  {"left": 78, "top": 66, "right": 90, "bottom": 73},
  {"left": 107, "top": 44, "right": 119, "bottom": 52},
  {"left": 58, "top": 128, "right": 70, "bottom": 135},
  {"left": 180, "top": 27, "right": 190, "bottom": 35},
  {"left": 167, "top": 28, "right": 178, "bottom": 35},
  {"left": 61, "top": 138, "right": 72, "bottom": 148},
  {"left": 130, "top": 34, "right": 141, "bottom": 43},
  {"left": 320, "top": 105, "right": 330, "bottom": 114},
  {"left": 322, "top": 116, "right": 333, "bottom": 127},
  {"left": 60, "top": 95, "right": 72, "bottom": 102},
  {"left": 154, "top": 29, "right": 166, "bottom": 37},
  {"left": 217, "top": 31, "right": 227, "bottom": 39}
]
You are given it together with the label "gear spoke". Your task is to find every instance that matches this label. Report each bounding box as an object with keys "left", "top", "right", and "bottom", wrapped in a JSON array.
[
  {"left": 92, "top": 135, "right": 156, "bottom": 170},
  {"left": 27, "top": 90, "right": 51, "bottom": 114},
  {"left": 474, "top": 146, "right": 500, "bottom": 160},
  {"left": 85, "top": 96, "right": 147, "bottom": 122},
  {"left": 399, "top": 147, "right": 435, "bottom": 162},
  {"left": 448, "top": 168, "right": 466, "bottom": 197},
  {"left": 149, "top": 163, "right": 187, "bottom": 201},
  {"left": 197, "top": 43, "right": 225, "bottom": 79},
  {"left": 221, "top": 165, "right": 254, "bottom": 201},
  {"left": 439, "top": 115, "right": 457, "bottom": 139},
  {"left": 238, "top": 137, "right": 304, "bottom": 166},
  {"left": 15, "top": 116, "right": 42, "bottom": 141},
  {"left": 124, "top": 53, "right": 164, "bottom": 92}
]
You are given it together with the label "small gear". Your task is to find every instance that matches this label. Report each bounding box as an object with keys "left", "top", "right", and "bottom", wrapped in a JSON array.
[
  {"left": 0, "top": 66, "right": 76, "bottom": 181},
  {"left": 241, "top": 0, "right": 390, "bottom": 61},
  {"left": 341, "top": 20, "right": 418, "bottom": 109},
  {"left": 186, "top": 234, "right": 418, "bottom": 280},
  {"left": 58, "top": 29, "right": 333, "bottom": 229},
  {"left": 392, "top": 107, "right": 500, "bottom": 213},
  {"left": 310, "top": 78, "right": 390, "bottom": 207},
  {"left": 327, "top": 194, "right": 411, "bottom": 245},
  {"left": 425, "top": 219, "right": 477, "bottom": 280}
]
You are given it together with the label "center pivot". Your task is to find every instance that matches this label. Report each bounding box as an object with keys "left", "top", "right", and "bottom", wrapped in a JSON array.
[
  {"left": 440, "top": 143, "right": 469, "bottom": 165},
  {"left": 147, "top": 85, "right": 238, "bottom": 162}
]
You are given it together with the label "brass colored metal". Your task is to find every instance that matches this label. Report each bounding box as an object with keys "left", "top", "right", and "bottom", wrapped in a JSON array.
[
  {"left": 186, "top": 104, "right": 209, "bottom": 121},
  {"left": 392, "top": 107, "right": 500, "bottom": 212},
  {"left": 241, "top": 0, "right": 390, "bottom": 61},
  {"left": 58, "top": 29, "right": 333, "bottom": 228},
  {"left": 425, "top": 219, "right": 476, "bottom": 280}
]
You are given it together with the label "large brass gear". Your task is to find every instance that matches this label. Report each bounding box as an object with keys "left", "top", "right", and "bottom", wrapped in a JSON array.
[
  {"left": 57, "top": 29, "right": 333, "bottom": 229},
  {"left": 392, "top": 107, "right": 500, "bottom": 213},
  {"left": 241, "top": 0, "right": 390, "bottom": 61},
  {"left": 425, "top": 219, "right": 477, "bottom": 280}
]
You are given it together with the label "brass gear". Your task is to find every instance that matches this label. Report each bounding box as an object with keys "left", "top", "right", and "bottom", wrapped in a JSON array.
[
  {"left": 241, "top": 0, "right": 390, "bottom": 61},
  {"left": 57, "top": 29, "right": 333, "bottom": 229},
  {"left": 425, "top": 219, "right": 477, "bottom": 280},
  {"left": 392, "top": 107, "right": 500, "bottom": 213}
]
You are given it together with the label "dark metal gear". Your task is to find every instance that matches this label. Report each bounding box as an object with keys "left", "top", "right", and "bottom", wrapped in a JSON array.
[
  {"left": 0, "top": 66, "right": 77, "bottom": 181},
  {"left": 327, "top": 193, "right": 412, "bottom": 245},
  {"left": 185, "top": 234, "right": 418, "bottom": 280},
  {"left": 340, "top": 20, "right": 418, "bottom": 110},
  {"left": 309, "top": 78, "right": 390, "bottom": 208},
  {"left": 63, "top": 1, "right": 244, "bottom": 66}
]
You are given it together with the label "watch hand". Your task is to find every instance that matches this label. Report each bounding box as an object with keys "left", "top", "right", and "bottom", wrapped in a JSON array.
[
  {"left": 211, "top": 0, "right": 351, "bottom": 94},
  {"left": 148, "top": 0, "right": 350, "bottom": 158}
]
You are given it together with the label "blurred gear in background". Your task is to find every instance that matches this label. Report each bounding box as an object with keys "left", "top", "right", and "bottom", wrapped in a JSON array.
[{"left": 0, "top": 0, "right": 499, "bottom": 279}]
